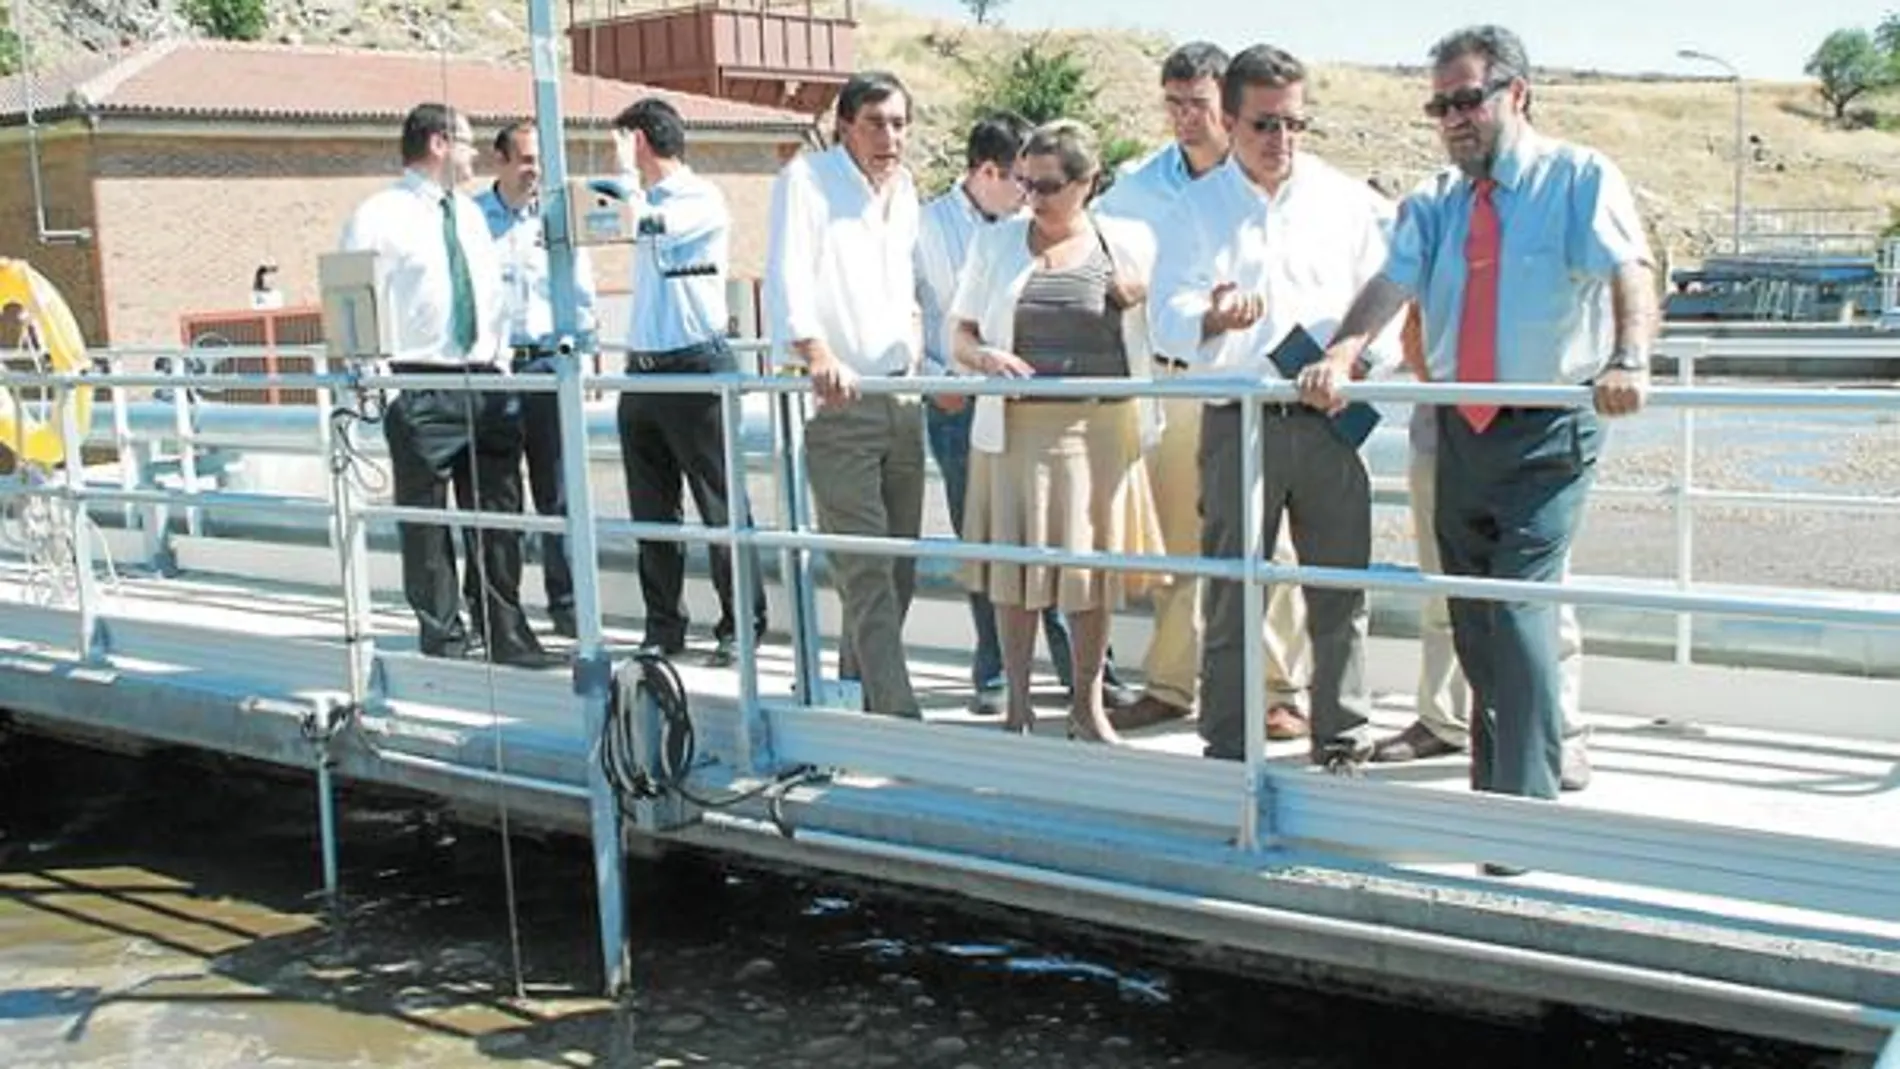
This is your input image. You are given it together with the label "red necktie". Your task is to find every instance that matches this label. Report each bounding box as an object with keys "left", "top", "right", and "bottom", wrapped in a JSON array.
[{"left": 1455, "top": 178, "right": 1500, "bottom": 432}]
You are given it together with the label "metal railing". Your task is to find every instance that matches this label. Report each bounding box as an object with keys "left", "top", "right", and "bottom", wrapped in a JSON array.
[{"left": 4, "top": 355, "right": 1900, "bottom": 1018}]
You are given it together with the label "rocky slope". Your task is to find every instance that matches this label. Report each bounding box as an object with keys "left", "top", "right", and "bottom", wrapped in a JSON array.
[{"left": 16, "top": 0, "right": 1900, "bottom": 258}]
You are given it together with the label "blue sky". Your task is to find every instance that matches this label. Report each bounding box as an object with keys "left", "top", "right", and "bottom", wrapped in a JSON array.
[{"left": 885, "top": 0, "right": 1895, "bottom": 81}]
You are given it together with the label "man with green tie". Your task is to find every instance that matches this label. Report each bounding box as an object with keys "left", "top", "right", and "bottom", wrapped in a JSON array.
[{"left": 339, "top": 103, "right": 562, "bottom": 669}]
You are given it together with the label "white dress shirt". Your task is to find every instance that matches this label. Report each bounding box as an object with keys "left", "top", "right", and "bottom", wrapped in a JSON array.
[
  {"left": 1150, "top": 154, "right": 1401, "bottom": 396},
  {"left": 764, "top": 144, "right": 921, "bottom": 376},
  {"left": 475, "top": 183, "right": 599, "bottom": 352},
  {"left": 915, "top": 183, "right": 1013, "bottom": 374},
  {"left": 338, "top": 169, "right": 506, "bottom": 367},
  {"left": 626, "top": 165, "right": 733, "bottom": 353}
]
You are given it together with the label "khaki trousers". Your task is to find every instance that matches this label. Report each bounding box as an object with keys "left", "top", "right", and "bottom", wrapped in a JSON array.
[
  {"left": 1409, "top": 447, "right": 1583, "bottom": 747},
  {"left": 1141, "top": 389, "right": 1309, "bottom": 711},
  {"left": 806, "top": 394, "right": 926, "bottom": 717}
]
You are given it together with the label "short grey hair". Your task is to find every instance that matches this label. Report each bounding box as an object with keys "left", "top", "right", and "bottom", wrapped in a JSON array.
[
  {"left": 1020, "top": 119, "right": 1100, "bottom": 183},
  {"left": 1429, "top": 25, "right": 1530, "bottom": 85}
]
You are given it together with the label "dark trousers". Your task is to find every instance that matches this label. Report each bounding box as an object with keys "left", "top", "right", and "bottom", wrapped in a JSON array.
[
  {"left": 616, "top": 341, "right": 765, "bottom": 646},
  {"left": 382, "top": 373, "right": 538, "bottom": 658},
  {"left": 513, "top": 350, "right": 574, "bottom": 615},
  {"left": 1200, "top": 403, "right": 1372, "bottom": 760},
  {"left": 1435, "top": 406, "right": 1600, "bottom": 800}
]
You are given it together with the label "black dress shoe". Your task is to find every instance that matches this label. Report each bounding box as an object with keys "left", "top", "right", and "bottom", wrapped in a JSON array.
[
  {"left": 491, "top": 646, "right": 568, "bottom": 670},
  {"left": 640, "top": 636, "right": 687, "bottom": 658},
  {"left": 1371, "top": 721, "right": 1463, "bottom": 763},
  {"left": 548, "top": 608, "right": 578, "bottom": 640},
  {"left": 1481, "top": 862, "right": 1530, "bottom": 878},
  {"left": 704, "top": 637, "right": 736, "bottom": 668}
]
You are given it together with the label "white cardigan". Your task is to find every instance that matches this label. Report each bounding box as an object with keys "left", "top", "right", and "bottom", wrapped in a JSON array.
[{"left": 947, "top": 214, "right": 1162, "bottom": 454}]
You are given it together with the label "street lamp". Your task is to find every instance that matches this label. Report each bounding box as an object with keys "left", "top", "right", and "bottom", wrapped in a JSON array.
[{"left": 1678, "top": 48, "right": 1744, "bottom": 254}]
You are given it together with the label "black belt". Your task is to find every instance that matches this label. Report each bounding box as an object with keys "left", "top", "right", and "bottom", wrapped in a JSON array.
[
  {"left": 388, "top": 361, "right": 503, "bottom": 375},
  {"left": 511, "top": 346, "right": 562, "bottom": 362},
  {"left": 627, "top": 339, "right": 732, "bottom": 374},
  {"left": 1154, "top": 355, "right": 1190, "bottom": 371}
]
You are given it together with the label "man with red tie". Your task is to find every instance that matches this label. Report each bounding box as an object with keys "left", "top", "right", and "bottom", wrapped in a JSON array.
[{"left": 1304, "top": 25, "right": 1655, "bottom": 808}]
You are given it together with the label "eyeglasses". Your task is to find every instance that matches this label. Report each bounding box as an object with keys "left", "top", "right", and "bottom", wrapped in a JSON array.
[
  {"left": 1424, "top": 78, "right": 1513, "bottom": 119},
  {"left": 1015, "top": 175, "right": 1078, "bottom": 197},
  {"left": 1245, "top": 114, "right": 1310, "bottom": 136}
]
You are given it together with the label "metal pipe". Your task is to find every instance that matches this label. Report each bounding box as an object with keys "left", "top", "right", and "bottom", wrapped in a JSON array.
[
  {"left": 1674, "top": 340, "right": 1700, "bottom": 665},
  {"left": 56, "top": 379, "right": 100, "bottom": 659},
  {"left": 11, "top": 0, "right": 91, "bottom": 246},
  {"left": 315, "top": 754, "right": 341, "bottom": 909},
  {"left": 1875, "top": 1026, "right": 1900, "bottom": 1069},
  {"left": 695, "top": 812, "right": 1900, "bottom": 1050},
  {"left": 368, "top": 745, "right": 593, "bottom": 800},
  {"left": 1239, "top": 399, "right": 1266, "bottom": 851},
  {"left": 722, "top": 385, "right": 767, "bottom": 773}
]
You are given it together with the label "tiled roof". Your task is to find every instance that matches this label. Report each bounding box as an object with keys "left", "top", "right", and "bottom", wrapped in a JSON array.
[{"left": 0, "top": 38, "right": 817, "bottom": 133}]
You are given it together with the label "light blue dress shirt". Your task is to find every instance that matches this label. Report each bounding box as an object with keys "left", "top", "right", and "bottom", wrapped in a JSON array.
[
  {"left": 627, "top": 167, "right": 733, "bottom": 354},
  {"left": 1381, "top": 130, "right": 1650, "bottom": 388},
  {"left": 1095, "top": 143, "right": 1199, "bottom": 232},
  {"left": 474, "top": 184, "right": 599, "bottom": 352}
]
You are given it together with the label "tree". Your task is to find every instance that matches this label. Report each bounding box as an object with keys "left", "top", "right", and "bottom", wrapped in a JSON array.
[
  {"left": 966, "top": 40, "right": 1144, "bottom": 167},
  {"left": 182, "top": 0, "right": 269, "bottom": 41},
  {"left": 960, "top": 0, "right": 1009, "bottom": 26},
  {"left": 0, "top": 19, "right": 22, "bottom": 78},
  {"left": 1805, "top": 28, "right": 1891, "bottom": 119}
]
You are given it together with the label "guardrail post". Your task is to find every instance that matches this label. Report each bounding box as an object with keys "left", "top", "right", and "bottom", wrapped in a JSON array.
[
  {"left": 722, "top": 379, "right": 769, "bottom": 772},
  {"left": 107, "top": 353, "right": 139, "bottom": 542},
  {"left": 1673, "top": 340, "right": 1701, "bottom": 665},
  {"left": 325, "top": 380, "right": 377, "bottom": 706},
  {"left": 169, "top": 355, "right": 202, "bottom": 538},
  {"left": 553, "top": 352, "right": 630, "bottom": 998},
  {"left": 774, "top": 377, "right": 823, "bottom": 705},
  {"left": 1239, "top": 395, "right": 1267, "bottom": 851},
  {"left": 57, "top": 375, "right": 102, "bottom": 661}
]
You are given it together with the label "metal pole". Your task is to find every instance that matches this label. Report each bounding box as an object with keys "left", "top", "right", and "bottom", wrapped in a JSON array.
[
  {"left": 722, "top": 383, "right": 767, "bottom": 773},
  {"left": 56, "top": 379, "right": 102, "bottom": 660},
  {"left": 169, "top": 356, "right": 201, "bottom": 538},
  {"left": 528, "top": 0, "right": 629, "bottom": 995},
  {"left": 327, "top": 397, "right": 376, "bottom": 704},
  {"left": 1674, "top": 341, "right": 1700, "bottom": 665},
  {"left": 315, "top": 752, "right": 341, "bottom": 910},
  {"left": 1239, "top": 400, "right": 1266, "bottom": 851},
  {"left": 1732, "top": 74, "right": 1745, "bottom": 255}
]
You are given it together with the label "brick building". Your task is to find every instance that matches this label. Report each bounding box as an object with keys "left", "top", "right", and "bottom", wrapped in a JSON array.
[{"left": 0, "top": 39, "right": 817, "bottom": 347}]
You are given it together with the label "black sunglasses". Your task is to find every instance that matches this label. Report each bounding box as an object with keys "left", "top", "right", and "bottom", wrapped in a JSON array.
[
  {"left": 1016, "top": 174, "right": 1082, "bottom": 196},
  {"left": 1424, "top": 78, "right": 1513, "bottom": 119},
  {"left": 1245, "top": 114, "right": 1310, "bottom": 135}
]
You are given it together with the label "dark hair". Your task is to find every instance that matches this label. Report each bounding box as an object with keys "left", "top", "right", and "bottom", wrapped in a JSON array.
[
  {"left": 836, "top": 70, "right": 909, "bottom": 124},
  {"left": 1221, "top": 44, "right": 1307, "bottom": 116},
  {"left": 400, "top": 103, "right": 459, "bottom": 164},
  {"left": 965, "top": 110, "right": 1031, "bottom": 171},
  {"left": 493, "top": 120, "right": 535, "bottom": 159},
  {"left": 1429, "top": 25, "right": 1531, "bottom": 86},
  {"left": 1161, "top": 41, "right": 1228, "bottom": 85},
  {"left": 612, "top": 97, "right": 688, "bottom": 158}
]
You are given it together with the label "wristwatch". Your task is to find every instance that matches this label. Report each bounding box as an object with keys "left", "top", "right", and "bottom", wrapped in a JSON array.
[{"left": 1605, "top": 348, "right": 1648, "bottom": 373}]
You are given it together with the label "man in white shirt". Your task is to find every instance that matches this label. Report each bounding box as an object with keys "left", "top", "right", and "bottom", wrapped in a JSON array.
[
  {"left": 610, "top": 97, "right": 766, "bottom": 668},
  {"left": 1095, "top": 42, "right": 1313, "bottom": 738},
  {"left": 1149, "top": 47, "right": 1397, "bottom": 763},
  {"left": 766, "top": 71, "right": 925, "bottom": 718},
  {"left": 338, "top": 103, "right": 560, "bottom": 669},
  {"left": 476, "top": 120, "right": 600, "bottom": 640}
]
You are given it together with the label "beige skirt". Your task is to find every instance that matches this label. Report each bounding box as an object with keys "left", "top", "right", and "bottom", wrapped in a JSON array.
[{"left": 961, "top": 399, "right": 1168, "bottom": 612}]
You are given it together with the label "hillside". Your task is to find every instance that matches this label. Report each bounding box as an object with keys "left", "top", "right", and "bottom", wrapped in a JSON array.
[{"left": 16, "top": 0, "right": 1900, "bottom": 257}]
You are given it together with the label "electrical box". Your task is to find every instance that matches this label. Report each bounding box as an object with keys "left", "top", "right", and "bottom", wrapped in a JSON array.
[
  {"left": 568, "top": 177, "right": 639, "bottom": 247},
  {"left": 318, "top": 250, "right": 389, "bottom": 360}
]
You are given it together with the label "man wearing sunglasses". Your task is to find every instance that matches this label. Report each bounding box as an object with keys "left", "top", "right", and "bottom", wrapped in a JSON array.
[
  {"left": 1312, "top": 25, "right": 1656, "bottom": 823},
  {"left": 1096, "top": 41, "right": 1315, "bottom": 741},
  {"left": 1150, "top": 45, "right": 1401, "bottom": 767}
]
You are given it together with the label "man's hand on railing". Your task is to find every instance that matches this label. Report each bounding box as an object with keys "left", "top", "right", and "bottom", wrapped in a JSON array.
[
  {"left": 1594, "top": 368, "right": 1648, "bottom": 417},
  {"left": 1296, "top": 352, "right": 1356, "bottom": 416},
  {"left": 804, "top": 342, "right": 861, "bottom": 410}
]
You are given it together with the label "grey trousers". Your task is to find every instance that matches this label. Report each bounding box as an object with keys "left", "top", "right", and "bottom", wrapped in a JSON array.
[
  {"left": 1200, "top": 403, "right": 1373, "bottom": 760},
  {"left": 805, "top": 393, "right": 926, "bottom": 717}
]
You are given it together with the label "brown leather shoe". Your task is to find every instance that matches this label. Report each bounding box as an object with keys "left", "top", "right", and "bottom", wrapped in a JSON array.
[
  {"left": 1370, "top": 721, "right": 1463, "bottom": 763},
  {"left": 1265, "top": 704, "right": 1309, "bottom": 741},
  {"left": 1107, "top": 695, "right": 1191, "bottom": 732}
]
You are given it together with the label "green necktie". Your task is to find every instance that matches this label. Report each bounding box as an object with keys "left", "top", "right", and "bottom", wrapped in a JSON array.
[{"left": 441, "top": 194, "right": 478, "bottom": 356}]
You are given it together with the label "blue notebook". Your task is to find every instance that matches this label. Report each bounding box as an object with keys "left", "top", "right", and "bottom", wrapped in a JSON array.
[{"left": 1266, "top": 325, "right": 1382, "bottom": 449}]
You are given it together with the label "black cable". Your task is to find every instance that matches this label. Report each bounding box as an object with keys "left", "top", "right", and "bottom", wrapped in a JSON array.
[{"left": 603, "top": 651, "right": 827, "bottom": 828}]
